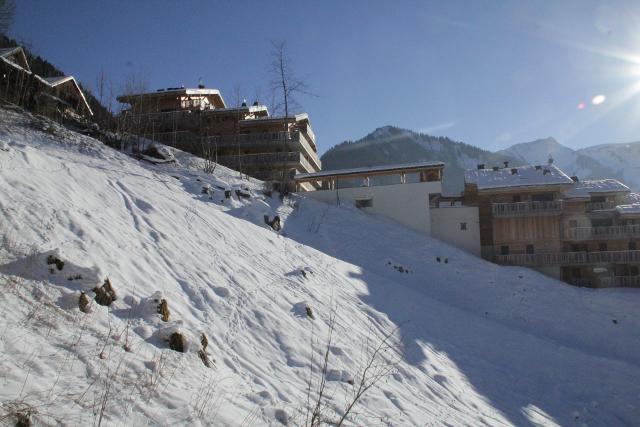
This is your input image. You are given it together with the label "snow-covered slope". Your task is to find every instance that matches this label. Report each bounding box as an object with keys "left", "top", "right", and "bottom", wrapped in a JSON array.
[{"left": 1, "top": 107, "right": 640, "bottom": 426}]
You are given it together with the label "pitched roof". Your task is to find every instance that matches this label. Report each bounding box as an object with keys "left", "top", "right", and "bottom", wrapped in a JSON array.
[
  {"left": 464, "top": 164, "right": 574, "bottom": 191},
  {"left": 116, "top": 87, "right": 226, "bottom": 108},
  {"left": 295, "top": 161, "right": 444, "bottom": 180},
  {"left": 0, "top": 46, "right": 30, "bottom": 72},
  {"left": 43, "top": 75, "right": 93, "bottom": 116},
  {"left": 563, "top": 179, "right": 630, "bottom": 199}
]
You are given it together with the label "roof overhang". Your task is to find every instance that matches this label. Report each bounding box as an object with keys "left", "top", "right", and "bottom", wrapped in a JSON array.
[
  {"left": 45, "top": 76, "right": 93, "bottom": 116},
  {"left": 295, "top": 161, "right": 444, "bottom": 182},
  {"left": 116, "top": 88, "right": 226, "bottom": 108}
]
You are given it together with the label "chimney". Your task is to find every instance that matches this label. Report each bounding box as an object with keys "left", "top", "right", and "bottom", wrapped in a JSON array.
[
  {"left": 571, "top": 175, "right": 579, "bottom": 182},
  {"left": 198, "top": 83, "right": 205, "bottom": 89},
  {"left": 535, "top": 165, "right": 542, "bottom": 170},
  {"left": 492, "top": 166, "right": 500, "bottom": 171},
  {"left": 548, "top": 156, "right": 554, "bottom": 164},
  {"left": 241, "top": 99, "right": 247, "bottom": 107},
  {"left": 477, "top": 164, "right": 485, "bottom": 170},
  {"left": 510, "top": 168, "right": 518, "bottom": 175},
  {"left": 503, "top": 161, "right": 509, "bottom": 168},
  {"left": 253, "top": 100, "right": 259, "bottom": 106}
]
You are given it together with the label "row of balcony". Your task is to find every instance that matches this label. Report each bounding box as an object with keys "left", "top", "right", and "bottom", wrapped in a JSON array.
[
  {"left": 565, "top": 224, "right": 640, "bottom": 240},
  {"left": 216, "top": 151, "right": 315, "bottom": 174},
  {"left": 491, "top": 200, "right": 621, "bottom": 218},
  {"left": 491, "top": 201, "right": 564, "bottom": 217},
  {"left": 144, "top": 130, "right": 321, "bottom": 171},
  {"left": 494, "top": 250, "right": 640, "bottom": 266},
  {"left": 568, "top": 276, "right": 640, "bottom": 288}
]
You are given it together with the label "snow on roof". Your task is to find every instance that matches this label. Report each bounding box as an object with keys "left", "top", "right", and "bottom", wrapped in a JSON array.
[
  {"left": 0, "top": 46, "right": 30, "bottom": 72},
  {"left": 563, "top": 179, "right": 630, "bottom": 199},
  {"left": 240, "top": 113, "right": 309, "bottom": 125},
  {"left": 42, "top": 75, "right": 93, "bottom": 116},
  {"left": 0, "top": 47, "right": 21, "bottom": 57},
  {"left": 117, "top": 88, "right": 226, "bottom": 107},
  {"left": 295, "top": 161, "right": 444, "bottom": 180},
  {"left": 43, "top": 76, "right": 75, "bottom": 86},
  {"left": 617, "top": 204, "right": 640, "bottom": 216},
  {"left": 465, "top": 164, "right": 574, "bottom": 190}
]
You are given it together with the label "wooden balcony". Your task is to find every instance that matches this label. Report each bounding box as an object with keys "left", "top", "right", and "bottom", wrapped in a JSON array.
[
  {"left": 600, "top": 276, "right": 640, "bottom": 288},
  {"left": 145, "top": 130, "right": 321, "bottom": 171},
  {"left": 565, "top": 225, "right": 640, "bottom": 240},
  {"left": 491, "top": 200, "right": 564, "bottom": 217},
  {"left": 216, "top": 151, "right": 315, "bottom": 173},
  {"left": 586, "top": 201, "right": 617, "bottom": 211},
  {"left": 494, "top": 250, "right": 640, "bottom": 266},
  {"left": 494, "top": 251, "right": 587, "bottom": 266},
  {"left": 588, "top": 250, "right": 640, "bottom": 264},
  {"left": 569, "top": 276, "right": 640, "bottom": 288}
]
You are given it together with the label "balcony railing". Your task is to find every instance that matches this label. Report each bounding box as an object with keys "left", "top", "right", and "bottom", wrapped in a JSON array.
[
  {"left": 492, "top": 200, "right": 564, "bottom": 217},
  {"left": 586, "top": 201, "right": 617, "bottom": 211},
  {"left": 494, "top": 251, "right": 587, "bottom": 266},
  {"left": 599, "top": 276, "right": 640, "bottom": 288},
  {"left": 143, "top": 130, "right": 321, "bottom": 171},
  {"left": 588, "top": 250, "right": 640, "bottom": 264},
  {"left": 216, "top": 151, "right": 315, "bottom": 173},
  {"left": 494, "top": 250, "right": 640, "bottom": 266},
  {"left": 565, "top": 224, "right": 640, "bottom": 240}
]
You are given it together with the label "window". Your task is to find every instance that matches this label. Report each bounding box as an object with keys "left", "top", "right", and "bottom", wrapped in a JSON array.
[
  {"left": 572, "top": 267, "right": 582, "bottom": 278},
  {"left": 532, "top": 193, "right": 554, "bottom": 202},
  {"left": 592, "top": 218, "right": 613, "bottom": 227},
  {"left": 629, "top": 242, "right": 637, "bottom": 251},
  {"left": 631, "top": 266, "right": 639, "bottom": 276},
  {"left": 460, "top": 222, "right": 467, "bottom": 231},
  {"left": 598, "top": 243, "right": 608, "bottom": 252},
  {"left": 513, "top": 195, "right": 521, "bottom": 203},
  {"left": 500, "top": 245, "right": 509, "bottom": 255},
  {"left": 355, "top": 198, "right": 373, "bottom": 208},
  {"left": 526, "top": 244, "right": 534, "bottom": 254},
  {"left": 569, "top": 220, "right": 578, "bottom": 228}
]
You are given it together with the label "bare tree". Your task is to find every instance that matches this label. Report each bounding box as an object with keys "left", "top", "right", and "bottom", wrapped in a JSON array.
[
  {"left": 304, "top": 310, "right": 403, "bottom": 426},
  {"left": 0, "top": 0, "right": 15, "bottom": 35},
  {"left": 269, "top": 41, "right": 313, "bottom": 192},
  {"left": 118, "top": 71, "right": 148, "bottom": 152},
  {"left": 232, "top": 83, "right": 244, "bottom": 178}
]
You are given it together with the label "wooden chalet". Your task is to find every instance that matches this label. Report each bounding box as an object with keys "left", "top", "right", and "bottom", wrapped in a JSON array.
[
  {"left": 464, "top": 161, "right": 640, "bottom": 287},
  {"left": 0, "top": 46, "right": 93, "bottom": 121}
]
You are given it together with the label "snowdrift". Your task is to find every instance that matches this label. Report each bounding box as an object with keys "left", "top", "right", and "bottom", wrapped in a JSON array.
[{"left": 1, "top": 106, "right": 639, "bottom": 426}]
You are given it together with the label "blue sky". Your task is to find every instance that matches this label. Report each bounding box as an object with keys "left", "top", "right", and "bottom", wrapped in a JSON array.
[{"left": 11, "top": 0, "right": 640, "bottom": 153}]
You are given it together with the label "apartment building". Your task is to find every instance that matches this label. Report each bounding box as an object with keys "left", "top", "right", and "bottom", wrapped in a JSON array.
[
  {"left": 295, "top": 161, "right": 481, "bottom": 255},
  {"left": 116, "top": 86, "right": 321, "bottom": 191},
  {"left": 464, "top": 161, "right": 640, "bottom": 287}
]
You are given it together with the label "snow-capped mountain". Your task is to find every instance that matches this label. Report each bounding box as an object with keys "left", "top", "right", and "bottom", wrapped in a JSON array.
[
  {"left": 2, "top": 106, "right": 640, "bottom": 425},
  {"left": 322, "top": 128, "right": 640, "bottom": 192},
  {"left": 497, "top": 137, "right": 640, "bottom": 188}
]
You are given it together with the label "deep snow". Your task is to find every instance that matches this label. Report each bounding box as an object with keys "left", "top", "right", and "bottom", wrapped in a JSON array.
[{"left": 1, "top": 106, "right": 640, "bottom": 426}]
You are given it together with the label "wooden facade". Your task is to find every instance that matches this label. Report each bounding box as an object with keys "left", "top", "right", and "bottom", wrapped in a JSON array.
[
  {"left": 465, "top": 165, "right": 640, "bottom": 288},
  {"left": 0, "top": 47, "right": 93, "bottom": 121},
  {"left": 117, "top": 88, "right": 321, "bottom": 190}
]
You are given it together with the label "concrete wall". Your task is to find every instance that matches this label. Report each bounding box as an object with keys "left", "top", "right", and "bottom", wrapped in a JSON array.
[
  {"left": 430, "top": 206, "right": 481, "bottom": 256},
  {"left": 300, "top": 181, "right": 442, "bottom": 234}
]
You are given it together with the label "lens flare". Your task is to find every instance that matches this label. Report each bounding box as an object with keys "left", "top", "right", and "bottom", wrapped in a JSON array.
[
  {"left": 592, "top": 95, "right": 606, "bottom": 105},
  {"left": 577, "top": 102, "right": 586, "bottom": 110}
]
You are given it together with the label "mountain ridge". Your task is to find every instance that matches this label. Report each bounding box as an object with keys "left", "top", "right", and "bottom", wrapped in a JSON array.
[{"left": 321, "top": 127, "right": 640, "bottom": 192}]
